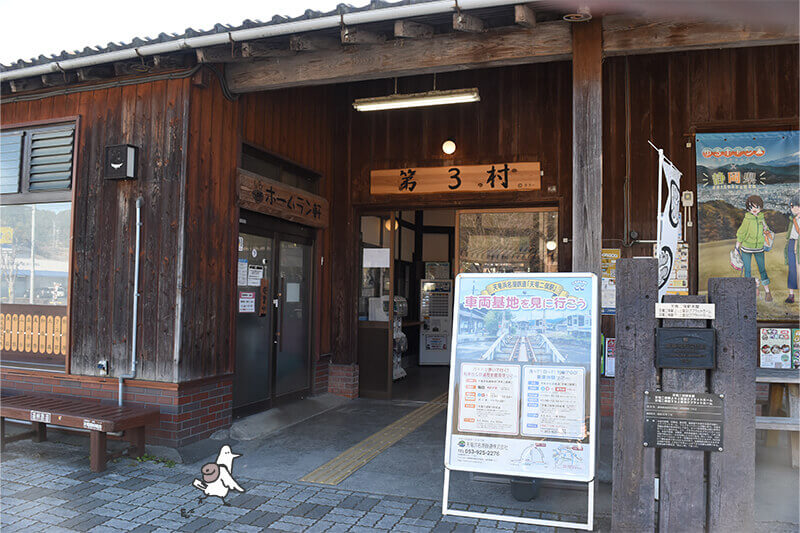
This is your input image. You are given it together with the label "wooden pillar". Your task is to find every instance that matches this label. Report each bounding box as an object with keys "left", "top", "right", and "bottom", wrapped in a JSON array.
[
  {"left": 571, "top": 18, "right": 603, "bottom": 276},
  {"left": 659, "top": 295, "right": 707, "bottom": 533},
  {"left": 612, "top": 258, "right": 658, "bottom": 532},
  {"left": 708, "top": 278, "right": 757, "bottom": 533}
]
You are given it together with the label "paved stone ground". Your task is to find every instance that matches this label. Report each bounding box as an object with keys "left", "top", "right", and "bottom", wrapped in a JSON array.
[{"left": 0, "top": 439, "right": 609, "bottom": 533}]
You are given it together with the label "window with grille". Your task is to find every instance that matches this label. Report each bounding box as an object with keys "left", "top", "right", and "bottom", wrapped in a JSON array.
[
  {"left": 1, "top": 123, "right": 75, "bottom": 198},
  {"left": 0, "top": 121, "right": 76, "bottom": 371}
]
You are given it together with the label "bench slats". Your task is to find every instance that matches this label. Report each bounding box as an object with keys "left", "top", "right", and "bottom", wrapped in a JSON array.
[{"left": 0, "top": 394, "right": 160, "bottom": 432}]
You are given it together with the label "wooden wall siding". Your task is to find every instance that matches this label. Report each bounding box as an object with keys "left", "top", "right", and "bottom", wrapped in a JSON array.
[
  {"left": 348, "top": 63, "right": 574, "bottom": 267},
  {"left": 179, "top": 78, "right": 241, "bottom": 381},
  {"left": 0, "top": 79, "right": 191, "bottom": 381},
  {"left": 601, "top": 45, "right": 799, "bottom": 291},
  {"left": 239, "top": 85, "right": 349, "bottom": 360}
]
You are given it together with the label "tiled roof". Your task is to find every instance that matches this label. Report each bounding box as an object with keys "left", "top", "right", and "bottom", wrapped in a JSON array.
[{"left": 0, "top": 0, "right": 434, "bottom": 71}]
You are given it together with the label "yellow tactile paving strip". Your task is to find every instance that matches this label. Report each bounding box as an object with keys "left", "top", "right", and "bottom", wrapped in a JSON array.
[{"left": 300, "top": 392, "right": 449, "bottom": 485}]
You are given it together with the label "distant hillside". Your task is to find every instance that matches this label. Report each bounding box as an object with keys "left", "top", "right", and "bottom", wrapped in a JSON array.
[{"left": 699, "top": 200, "right": 790, "bottom": 242}]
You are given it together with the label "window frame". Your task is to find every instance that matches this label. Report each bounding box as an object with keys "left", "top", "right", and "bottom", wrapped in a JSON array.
[
  {"left": 1, "top": 117, "right": 80, "bottom": 206},
  {"left": 1, "top": 116, "right": 80, "bottom": 373}
]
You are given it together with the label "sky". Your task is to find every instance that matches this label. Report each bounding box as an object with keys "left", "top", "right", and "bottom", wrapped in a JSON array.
[{"left": 0, "top": 0, "right": 345, "bottom": 64}]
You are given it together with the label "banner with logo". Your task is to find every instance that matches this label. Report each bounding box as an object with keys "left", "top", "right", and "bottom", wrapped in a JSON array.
[
  {"left": 657, "top": 152, "right": 683, "bottom": 302},
  {"left": 696, "top": 131, "right": 799, "bottom": 321},
  {"left": 444, "top": 273, "right": 597, "bottom": 482}
]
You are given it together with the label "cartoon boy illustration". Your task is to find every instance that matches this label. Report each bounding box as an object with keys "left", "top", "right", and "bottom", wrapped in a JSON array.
[
  {"left": 735, "top": 195, "right": 773, "bottom": 301},
  {"left": 785, "top": 193, "right": 800, "bottom": 304}
]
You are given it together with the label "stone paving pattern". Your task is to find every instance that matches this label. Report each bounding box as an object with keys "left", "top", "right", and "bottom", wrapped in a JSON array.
[{"left": 0, "top": 440, "right": 606, "bottom": 532}]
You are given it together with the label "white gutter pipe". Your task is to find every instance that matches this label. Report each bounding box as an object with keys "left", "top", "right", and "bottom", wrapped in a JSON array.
[
  {"left": 1, "top": 0, "right": 526, "bottom": 82},
  {"left": 119, "top": 197, "right": 143, "bottom": 407}
]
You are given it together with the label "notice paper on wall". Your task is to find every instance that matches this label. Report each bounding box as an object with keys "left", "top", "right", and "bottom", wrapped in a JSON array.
[
  {"left": 247, "top": 265, "right": 264, "bottom": 286},
  {"left": 363, "top": 248, "right": 391, "bottom": 268},
  {"left": 601, "top": 248, "right": 621, "bottom": 314},
  {"left": 237, "top": 259, "right": 248, "bottom": 286},
  {"left": 239, "top": 291, "right": 256, "bottom": 313},
  {"left": 286, "top": 282, "right": 300, "bottom": 303}
]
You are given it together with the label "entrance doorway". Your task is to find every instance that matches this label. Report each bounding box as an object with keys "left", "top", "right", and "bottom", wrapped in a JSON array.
[
  {"left": 356, "top": 207, "right": 559, "bottom": 401},
  {"left": 234, "top": 211, "right": 314, "bottom": 415}
]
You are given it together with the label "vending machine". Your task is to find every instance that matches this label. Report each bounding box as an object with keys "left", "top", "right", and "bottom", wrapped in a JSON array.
[{"left": 419, "top": 279, "right": 453, "bottom": 365}]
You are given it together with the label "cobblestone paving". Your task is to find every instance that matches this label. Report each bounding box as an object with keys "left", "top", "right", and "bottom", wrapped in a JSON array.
[{"left": 0, "top": 440, "right": 605, "bottom": 532}]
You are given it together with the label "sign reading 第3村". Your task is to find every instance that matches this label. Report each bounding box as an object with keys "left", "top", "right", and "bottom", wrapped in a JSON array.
[{"left": 444, "top": 273, "right": 598, "bottom": 483}]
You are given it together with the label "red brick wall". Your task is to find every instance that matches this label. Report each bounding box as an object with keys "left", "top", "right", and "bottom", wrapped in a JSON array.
[
  {"left": 0, "top": 370, "right": 232, "bottom": 447},
  {"left": 328, "top": 363, "right": 358, "bottom": 399},
  {"left": 313, "top": 355, "right": 330, "bottom": 395}
]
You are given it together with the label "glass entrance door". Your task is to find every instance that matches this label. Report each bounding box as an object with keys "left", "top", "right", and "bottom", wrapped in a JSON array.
[
  {"left": 273, "top": 238, "right": 312, "bottom": 399},
  {"left": 234, "top": 233, "right": 274, "bottom": 411}
]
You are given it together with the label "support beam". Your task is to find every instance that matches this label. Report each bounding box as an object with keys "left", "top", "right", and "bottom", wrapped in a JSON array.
[
  {"left": 603, "top": 15, "right": 799, "bottom": 56},
  {"left": 394, "top": 20, "right": 434, "bottom": 39},
  {"left": 290, "top": 33, "right": 340, "bottom": 51},
  {"left": 241, "top": 41, "right": 294, "bottom": 58},
  {"left": 514, "top": 4, "right": 537, "bottom": 28},
  {"left": 41, "top": 71, "right": 77, "bottom": 87},
  {"left": 9, "top": 77, "right": 43, "bottom": 93},
  {"left": 341, "top": 26, "right": 386, "bottom": 45},
  {"left": 571, "top": 18, "right": 603, "bottom": 276},
  {"left": 76, "top": 64, "right": 116, "bottom": 82},
  {"left": 228, "top": 23, "right": 570, "bottom": 92},
  {"left": 453, "top": 12, "right": 485, "bottom": 33},
  {"left": 196, "top": 44, "right": 244, "bottom": 63}
]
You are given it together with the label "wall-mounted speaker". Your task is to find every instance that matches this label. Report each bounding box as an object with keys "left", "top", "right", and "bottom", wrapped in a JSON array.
[{"left": 105, "top": 144, "right": 138, "bottom": 180}]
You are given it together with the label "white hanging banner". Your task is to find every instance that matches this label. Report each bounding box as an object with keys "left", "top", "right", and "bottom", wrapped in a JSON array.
[{"left": 652, "top": 144, "right": 683, "bottom": 302}]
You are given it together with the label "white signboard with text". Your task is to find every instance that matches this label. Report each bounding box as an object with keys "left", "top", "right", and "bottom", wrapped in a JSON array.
[{"left": 444, "top": 273, "right": 598, "bottom": 483}]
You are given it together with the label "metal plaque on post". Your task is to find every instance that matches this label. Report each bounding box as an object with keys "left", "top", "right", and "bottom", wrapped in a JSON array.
[
  {"left": 643, "top": 391, "right": 724, "bottom": 452},
  {"left": 656, "top": 328, "right": 716, "bottom": 369}
]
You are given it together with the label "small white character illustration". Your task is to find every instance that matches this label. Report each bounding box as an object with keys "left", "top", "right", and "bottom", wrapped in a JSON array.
[{"left": 192, "top": 445, "right": 245, "bottom": 505}]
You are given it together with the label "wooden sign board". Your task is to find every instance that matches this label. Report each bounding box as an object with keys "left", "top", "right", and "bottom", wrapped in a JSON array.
[
  {"left": 238, "top": 169, "right": 329, "bottom": 228},
  {"left": 370, "top": 162, "right": 541, "bottom": 195}
]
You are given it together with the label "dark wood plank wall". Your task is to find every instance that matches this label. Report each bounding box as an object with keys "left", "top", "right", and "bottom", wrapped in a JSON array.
[
  {"left": 238, "top": 85, "right": 348, "bottom": 361},
  {"left": 1, "top": 78, "right": 191, "bottom": 381},
  {"left": 178, "top": 78, "right": 241, "bottom": 381},
  {"left": 332, "top": 63, "right": 574, "bottom": 364},
  {"left": 602, "top": 45, "right": 799, "bottom": 277}
]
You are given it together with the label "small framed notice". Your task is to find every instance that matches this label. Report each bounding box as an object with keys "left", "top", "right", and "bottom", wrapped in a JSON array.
[{"left": 655, "top": 303, "right": 715, "bottom": 320}]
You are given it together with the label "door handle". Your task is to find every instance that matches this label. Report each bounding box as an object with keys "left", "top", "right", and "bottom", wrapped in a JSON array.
[{"left": 276, "top": 276, "right": 285, "bottom": 351}]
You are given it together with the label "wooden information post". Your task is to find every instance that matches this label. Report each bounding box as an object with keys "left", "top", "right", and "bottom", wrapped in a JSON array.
[{"left": 612, "top": 258, "right": 757, "bottom": 532}]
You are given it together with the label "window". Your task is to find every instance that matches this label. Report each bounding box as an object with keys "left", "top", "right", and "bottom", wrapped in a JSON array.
[
  {"left": 0, "top": 121, "right": 75, "bottom": 370},
  {"left": 241, "top": 143, "right": 320, "bottom": 194},
  {"left": 455, "top": 209, "right": 559, "bottom": 274}
]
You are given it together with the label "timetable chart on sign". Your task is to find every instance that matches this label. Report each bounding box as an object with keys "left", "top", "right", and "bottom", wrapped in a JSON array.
[
  {"left": 520, "top": 366, "right": 586, "bottom": 439},
  {"left": 458, "top": 363, "right": 520, "bottom": 435}
]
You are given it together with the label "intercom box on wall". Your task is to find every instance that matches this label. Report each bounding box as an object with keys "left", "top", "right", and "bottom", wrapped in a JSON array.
[{"left": 104, "top": 144, "right": 138, "bottom": 180}]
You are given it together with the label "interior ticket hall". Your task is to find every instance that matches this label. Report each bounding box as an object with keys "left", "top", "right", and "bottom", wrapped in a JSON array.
[{"left": 357, "top": 209, "right": 559, "bottom": 401}]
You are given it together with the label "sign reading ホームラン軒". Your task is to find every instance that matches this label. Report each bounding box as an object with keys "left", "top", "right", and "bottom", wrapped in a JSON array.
[
  {"left": 370, "top": 162, "right": 541, "bottom": 195},
  {"left": 238, "top": 169, "right": 329, "bottom": 228},
  {"left": 444, "top": 273, "right": 598, "bottom": 483}
]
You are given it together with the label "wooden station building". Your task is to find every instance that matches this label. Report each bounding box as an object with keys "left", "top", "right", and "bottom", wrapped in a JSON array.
[{"left": 0, "top": 0, "right": 798, "bottom": 447}]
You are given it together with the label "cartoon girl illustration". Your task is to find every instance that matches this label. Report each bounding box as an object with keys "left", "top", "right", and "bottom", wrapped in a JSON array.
[
  {"left": 735, "top": 195, "right": 773, "bottom": 301},
  {"left": 785, "top": 193, "right": 800, "bottom": 304}
]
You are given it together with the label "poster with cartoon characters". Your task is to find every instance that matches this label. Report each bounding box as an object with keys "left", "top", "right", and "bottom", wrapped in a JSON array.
[
  {"left": 443, "top": 273, "right": 597, "bottom": 482},
  {"left": 696, "top": 131, "right": 800, "bottom": 321}
]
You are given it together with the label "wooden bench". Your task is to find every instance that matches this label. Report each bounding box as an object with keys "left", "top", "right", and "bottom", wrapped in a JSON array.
[{"left": 0, "top": 394, "right": 160, "bottom": 472}]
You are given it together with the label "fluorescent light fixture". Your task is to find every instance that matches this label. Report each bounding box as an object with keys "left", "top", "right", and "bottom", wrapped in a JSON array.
[{"left": 353, "top": 88, "right": 480, "bottom": 112}]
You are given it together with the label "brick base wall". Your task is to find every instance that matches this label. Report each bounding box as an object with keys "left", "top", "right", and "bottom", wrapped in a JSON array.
[
  {"left": 328, "top": 363, "right": 358, "bottom": 399},
  {"left": 0, "top": 369, "right": 232, "bottom": 448},
  {"left": 313, "top": 355, "right": 330, "bottom": 395}
]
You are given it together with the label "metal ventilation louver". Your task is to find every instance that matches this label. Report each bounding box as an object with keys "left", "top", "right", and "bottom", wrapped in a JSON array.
[
  {"left": 0, "top": 131, "right": 23, "bottom": 194},
  {"left": 28, "top": 125, "right": 75, "bottom": 191}
]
